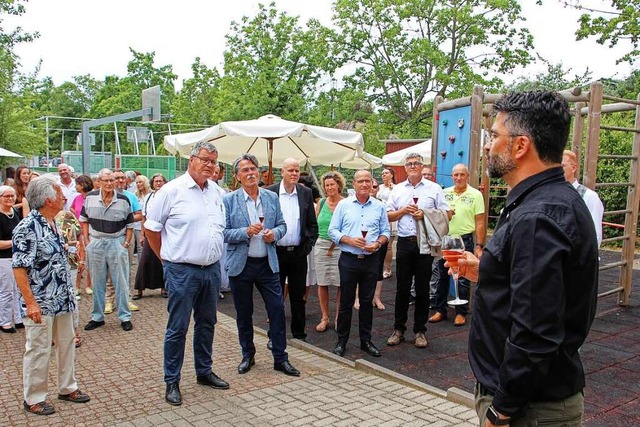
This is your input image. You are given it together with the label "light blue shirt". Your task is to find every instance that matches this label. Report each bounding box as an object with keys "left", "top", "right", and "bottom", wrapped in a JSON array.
[
  {"left": 243, "top": 189, "right": 268, "bottom": 258},
  {"left": 328, "top": 195, "right": 390, "bottom": 256},
  {"left": 119, "top": 189, "right": 141, "bottom": 213}
]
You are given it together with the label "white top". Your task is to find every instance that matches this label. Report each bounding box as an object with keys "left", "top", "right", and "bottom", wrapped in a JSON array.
[
  {"left": 58, "top": 178, "right": 78, "bottom": 211},
  {"left": 144, "top": 172, "right": 225, "bottom": 266},
  {"left": 243, "top": 189, "right": 268, "bottom": 258},
  {"left": 573, "top": 180, "right": 604, "bottom": 247},
  {"left": 377, "top": 183, "right": 393, "bottom": 202},
  {"left": 277, "top": 181, "right": 301, "bottom": 247},
  {"left": 387, "top": 178, "right": 449, "bottom": 237}
]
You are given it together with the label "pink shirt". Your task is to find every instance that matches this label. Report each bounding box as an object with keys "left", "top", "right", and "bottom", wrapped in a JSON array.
[{"left": 70, "top": 194, "right": 85, "bottom": 220}]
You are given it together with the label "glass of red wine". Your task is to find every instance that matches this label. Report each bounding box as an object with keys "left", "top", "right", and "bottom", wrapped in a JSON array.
[
  {"left": 412, "top": 195, "right": 419, "bottom": 204},
  {"left": 442, "top": 235, "right": 468, "bottom": 306},
  {"left": 361, "top": 225, "right": 368, "bottom": 239}
]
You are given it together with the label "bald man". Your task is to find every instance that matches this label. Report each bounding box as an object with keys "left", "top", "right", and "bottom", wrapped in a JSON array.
[
  {"left": 561, "top": 150, "right": 604, "bottom": 247},
  {"left": 266, "top": 158, "right": 318, "bottom": 341}
]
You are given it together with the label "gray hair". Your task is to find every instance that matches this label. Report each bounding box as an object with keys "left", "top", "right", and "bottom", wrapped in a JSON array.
[
  {"left": 26, "top": 176, "right": 59, "bottom": 210},
  {"left": 190, "top": 141, "right": 218, "bottom": 156},
  {"left": 0, "top": 185, "right": 15, "bottom": 197},
  {"left": 125, "top": 170, "right": 137, "bottom": 181},
  {"left": 98, "top": 168, "right": 113, "bottom": 178},
  {"left": 233, "top": 153, "right": 259, "bottom": 175},
  {"left": 404, "top": 152, "right": 424, "bottom": 163}
]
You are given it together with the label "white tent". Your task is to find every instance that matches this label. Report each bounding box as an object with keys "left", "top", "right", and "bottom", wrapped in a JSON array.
[
  {"left": 164, "top": 115, "right": 364, "bottom": 169},
  {"left": 0, "top": 147, "right": 23, "bottom": 158},
  {"left": 381, "top": 139, "right": 431, "bottom": 166}
]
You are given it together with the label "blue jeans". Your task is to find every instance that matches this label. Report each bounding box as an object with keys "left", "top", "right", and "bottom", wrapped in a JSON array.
[
  {"left": 229, "top": 257, "right": 288, "bottom": 364},
  {"left": 163, "top": 261, "right": 220, "bottom": 384},
  {"left": 87, "top": 237, "right": 131, "bottom": 322}
]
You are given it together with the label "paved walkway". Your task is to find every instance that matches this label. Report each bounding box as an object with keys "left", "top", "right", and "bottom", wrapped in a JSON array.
[{"left": 0, "top": 290, "right": 478, "bottom": 426}]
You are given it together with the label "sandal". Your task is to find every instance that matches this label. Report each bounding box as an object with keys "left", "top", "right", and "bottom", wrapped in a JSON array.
[
  {"left": 75, "top": 336, "right": 82, "bottom": 348},
  {"left": 315, "top": 318, "right": 330, "bottom": 332},
  {"left": 383, "top": 270, "right": 392, "bottom": 279},
  {"left": 23, "top": 400, "right": 55, "bottom": 416}
]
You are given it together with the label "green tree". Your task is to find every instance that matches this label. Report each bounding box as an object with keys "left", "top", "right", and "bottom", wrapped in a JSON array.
[
  {"left": 332, "top": 0, "right": 535, "bottom": 136},
  {"left": 215, "top": 2, "right": 335, "bottom": 121},
  {"left": 505, "top": 62, "right": 593, "bottom": 92},
  {"left": 171, "top": 57, "right": 221, "bottom": 125}
]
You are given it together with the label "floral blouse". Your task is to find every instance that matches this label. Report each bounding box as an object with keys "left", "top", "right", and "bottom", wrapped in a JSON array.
[{"left": 12, "top": 210, "right": 76, "bottom": 316}]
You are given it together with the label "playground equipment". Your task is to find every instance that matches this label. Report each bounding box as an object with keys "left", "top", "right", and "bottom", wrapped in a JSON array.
[{"left": 432, "top": 82, "right": 640, "bottom": 307}]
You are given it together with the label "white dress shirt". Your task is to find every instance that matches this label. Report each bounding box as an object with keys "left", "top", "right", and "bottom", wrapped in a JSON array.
[
  {"left": 386, "top": 178, "right": 450, "bottom": 237},
  {"left": 144, "top": 173, "right": 225, "bottom": 266},
  {"left": 277, "top": 181, "right": 301, "bottom": 247},
  {"left": 573, "top": 180, "right": 604, "bottom": 247},
  {"left": 58, "top": 178, "right": 78, "bottom": 211},
  {"left": 243, "top": 189, "right": 268, "bottom": 258}
]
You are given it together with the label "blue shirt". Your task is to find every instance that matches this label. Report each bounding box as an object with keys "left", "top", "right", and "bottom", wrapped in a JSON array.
[
  {"left": 12, "top": 210, "right": 76, "bottom": 316},
  {"left": 328, "top": 195, "right": 390, "bottom": 255},
  {"left": 120, "top": 189, "right": 141, "bottom": 212}
]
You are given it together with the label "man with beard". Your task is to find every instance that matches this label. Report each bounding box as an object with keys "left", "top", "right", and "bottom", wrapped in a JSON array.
[{"left": 463, "top": 91, "right": 598, "bottom": 426}]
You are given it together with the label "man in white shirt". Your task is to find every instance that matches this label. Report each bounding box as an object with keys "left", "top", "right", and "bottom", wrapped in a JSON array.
[
  {"left": 386, "top": 153, "right": 450, "bottom": 349},
  {"left": 562, "top": 150, "right": 604, "bottom": 246},
  {"left": 145, "top": 141, "right": 229, "bottom": 407},
  {"left": 57, "top": 163, "right": 77, "bottom": 211}
]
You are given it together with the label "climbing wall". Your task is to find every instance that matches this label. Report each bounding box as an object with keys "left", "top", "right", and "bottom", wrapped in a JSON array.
[{"left": 435, "top": 105, "right": 472, "bottom": 188}]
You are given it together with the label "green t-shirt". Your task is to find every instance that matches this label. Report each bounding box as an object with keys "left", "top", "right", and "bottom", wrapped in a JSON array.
[
  {"left": 317, "top": 198, "right": 333, "bottom": 240},
  {"left": 444, "top": 186, "right": 484, "bottom": 236}
]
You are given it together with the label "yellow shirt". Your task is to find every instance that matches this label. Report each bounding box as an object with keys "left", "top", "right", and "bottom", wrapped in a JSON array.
[{"left": 444, "top": 185, "right": 484, "bottom": 236}]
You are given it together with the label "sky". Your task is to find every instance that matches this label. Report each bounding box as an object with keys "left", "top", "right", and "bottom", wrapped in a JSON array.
[{"left": 5, "top": 0, "right": 635, "bottom": 90}]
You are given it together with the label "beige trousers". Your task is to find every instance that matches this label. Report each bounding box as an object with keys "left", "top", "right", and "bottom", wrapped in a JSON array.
[{"left": 23, "top": 312, "right": 78, "bottom": 404}]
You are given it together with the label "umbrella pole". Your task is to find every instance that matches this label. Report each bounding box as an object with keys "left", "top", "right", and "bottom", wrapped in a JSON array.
[{"left": 267, "top": 138, "right": 274, "bottom": 185}]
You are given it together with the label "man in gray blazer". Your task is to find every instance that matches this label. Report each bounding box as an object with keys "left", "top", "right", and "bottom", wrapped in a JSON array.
[{"left": 223, "top": 154, "right": 301, "bottom": 377}]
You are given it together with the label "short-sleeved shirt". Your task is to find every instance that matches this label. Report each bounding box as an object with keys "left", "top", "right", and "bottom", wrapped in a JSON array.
[
  {"left": 443, "top": 185, "right": 484, "bottom": 236},
  {"left": 80, "top": 189, "right": 134, "bottom": 238},
  {"left": 12, "top": 210, "right": 76, "bottom": 316}
]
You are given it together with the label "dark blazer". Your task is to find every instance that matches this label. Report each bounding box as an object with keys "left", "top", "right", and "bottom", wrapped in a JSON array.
[
  {"left": 266, "top": 182, "right": 319, "bottom": 256},
  {"left": 223, "top": 188, "right": 287, "bottom": 277}
]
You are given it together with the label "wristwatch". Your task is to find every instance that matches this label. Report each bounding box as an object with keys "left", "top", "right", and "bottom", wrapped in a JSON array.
[{"left": 486, "top": 406, "right": 510, "bottom": 426}]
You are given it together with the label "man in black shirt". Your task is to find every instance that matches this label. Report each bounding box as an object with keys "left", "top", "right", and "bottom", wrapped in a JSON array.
[{"left": 468, "top": 91, "right": 598, "bottom": 426}]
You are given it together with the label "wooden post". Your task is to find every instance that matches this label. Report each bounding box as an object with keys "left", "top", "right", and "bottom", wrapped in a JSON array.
[
  {"left": 469, "top": 85, "right": 483, "bottom": 188},
  {"left": 572, "top": 102, "right": 586, "bottom": 178},
  {"left": 583, "top": 82, "right": 603, "bottom": 190},
  {"left": 618, "top": 93, "right": 640, "bottom": 306},
  {"left": 431, "top": 96, "right": 444, "bottom": 170},
  {"left": 481, "top": 114, "right": 492, "bottom": 234}
]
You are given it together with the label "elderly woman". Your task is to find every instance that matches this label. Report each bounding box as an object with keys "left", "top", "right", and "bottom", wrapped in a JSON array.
[
  {"left": 0, "top": 186, "right": 29, "bottom": 332},
  {"left": 133, "top": 173, "right": 167, "bottom": 299},
  {"left": 13, "top": 177, "right": 90, "bottom": 415},
  {"left": 314, "top": 171, "right": 346, "bottom": 332}
]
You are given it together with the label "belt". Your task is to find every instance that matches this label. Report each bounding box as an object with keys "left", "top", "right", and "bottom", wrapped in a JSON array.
[
  {"left": 277, "top": 245, "right": 299, "bottom": 252},
  {"left": 166, "top": 260, "right": 211, "bottom": 269},
  {"left": 342, "top": 251, "right": 373, "bottom": 259},
  {"left": 398, "top": 236, "right": 417, "bottom": 242}
]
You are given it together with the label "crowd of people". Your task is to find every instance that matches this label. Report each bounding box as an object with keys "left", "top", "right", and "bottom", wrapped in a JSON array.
[{"left": 1, "top": 90, "right": 605, "bottom": 426}]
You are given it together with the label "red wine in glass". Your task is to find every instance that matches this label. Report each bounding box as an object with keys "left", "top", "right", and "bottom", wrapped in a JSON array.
[
  {"left": 258, "top": 215, "right": 264, "bottom": 224},
  {"left": 361, "top": 229, "right": 368, "bottom": 238},
  {"left": 412, "top": 196, "right": 419, "bottom": 204}
]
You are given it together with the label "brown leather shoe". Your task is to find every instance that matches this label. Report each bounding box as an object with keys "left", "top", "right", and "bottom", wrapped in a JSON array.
[
  {"left": 454, "top": 314, "right": 467, "bottom": 327},
  {"left": 386, "top": 330, "right": 405, "bottom": 346},
  {"left": 414, "top": 332, "right": 428, "bottom": 348},
  {"left": 428, "top": 312, "right": 446, "bottom": 323}
]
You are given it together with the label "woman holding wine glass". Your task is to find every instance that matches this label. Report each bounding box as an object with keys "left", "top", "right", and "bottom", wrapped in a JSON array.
[{"left": 314, "top": 171, "right": 346, "bottom": 332}]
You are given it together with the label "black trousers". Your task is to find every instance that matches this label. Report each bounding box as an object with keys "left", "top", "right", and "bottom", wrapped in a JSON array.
[
  {"left": 276, "top": 246, "right": 308, "bottom": 339},
  {"left": 336, "top": 252, "right": 378, "bottom": 344},
  {"left": 394, "top": 237, "right": 434, "bottom": 334}
]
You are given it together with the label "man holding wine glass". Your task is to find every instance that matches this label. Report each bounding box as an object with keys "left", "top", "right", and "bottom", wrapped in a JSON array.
[
  {"left": 328, "top": 170, "right": 390, "bottom": 358},
  {"left": 465, "top": 91, "right": 598, "bottom": 426},
  {"left": 429, "top": 163, "right": 485, "bottom": 327},
  {"left": 385, "top": 153, "right": 450, "bottom": 349}
]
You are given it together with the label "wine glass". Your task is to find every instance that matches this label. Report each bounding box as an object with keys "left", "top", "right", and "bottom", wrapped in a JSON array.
[
  {"left": 361, "top": 225, "right": 368, "bottom": 240},
  {"left": 412, "top": 194, "right": 419, "bottom": 204},
  {"left": 441, "top": 235, "right": 468, "bottom": 306},
  {"left": 257, "top": 204, "right": 264, "bottom": 224}
]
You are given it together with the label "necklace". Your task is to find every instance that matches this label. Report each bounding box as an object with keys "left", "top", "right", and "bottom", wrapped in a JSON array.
[{"left": 1, "top": 208, "right": 14, "bottom": 219}]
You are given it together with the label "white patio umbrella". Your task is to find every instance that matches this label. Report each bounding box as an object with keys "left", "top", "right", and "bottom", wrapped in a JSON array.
[
  {"left": 164, "top": 115, "right": 364, "bottom": 173},
  {"left": 332, "top": 151, "right": 383, "bottom": 170},
  {"left": 381, "top": 139, "right": 431, "bottom": 166},
  {"left": 0, "top": 147, "right": 23, "bottom": 158}
]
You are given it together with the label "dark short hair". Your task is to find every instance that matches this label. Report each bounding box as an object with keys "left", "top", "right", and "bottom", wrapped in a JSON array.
[
  {"left": 493, "top": 90, "right": 570, "bottom": 164},
  {"left": 76, "top": 174, "right": 94, "bottom": 193}
]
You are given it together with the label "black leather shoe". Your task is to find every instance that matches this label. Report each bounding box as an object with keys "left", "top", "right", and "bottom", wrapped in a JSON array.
[
  {"left": 196, "top": 372, "right": 230, "bottom": 389},
  {"left": 237, "top": 356, "right": 255, "bottom": 374},
  {"left": 121, "top": 321, "right": 133, "bottom": 331},
  {"left": 165, "top": 383, "right": 182, "bottom": 406},
  {"left": 360, "top": 341, "right": 381, "bottom": 357},
  {"left": 84, "top": 320, "right": 105, "bottom": 331},
  {"left": 274, "top": 360, "right": 300, "bottom": 377},
  {"left": 267, "top": 339, "right": 273, "bottom": 350},
  {"left": 333, "top": 342, "right": 346, "bottom": 357}
]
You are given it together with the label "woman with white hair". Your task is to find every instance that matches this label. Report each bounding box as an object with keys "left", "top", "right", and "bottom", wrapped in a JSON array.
[{"left": 0, "top": 185, "right": 28, "bottom": 332}]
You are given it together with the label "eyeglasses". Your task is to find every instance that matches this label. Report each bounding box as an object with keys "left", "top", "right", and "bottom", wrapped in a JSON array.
[
  {"left": 405, "top": 161, "right": 423, "bottom": 168},
  {"left": 489, "top": 131, "right": 522, "bottom": 141},
  {"left": 194, "top": 155, "right": 218, "bottom": 166},
  {"left": 1, "top": 195, "right": 16, "bottom": 199}
]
